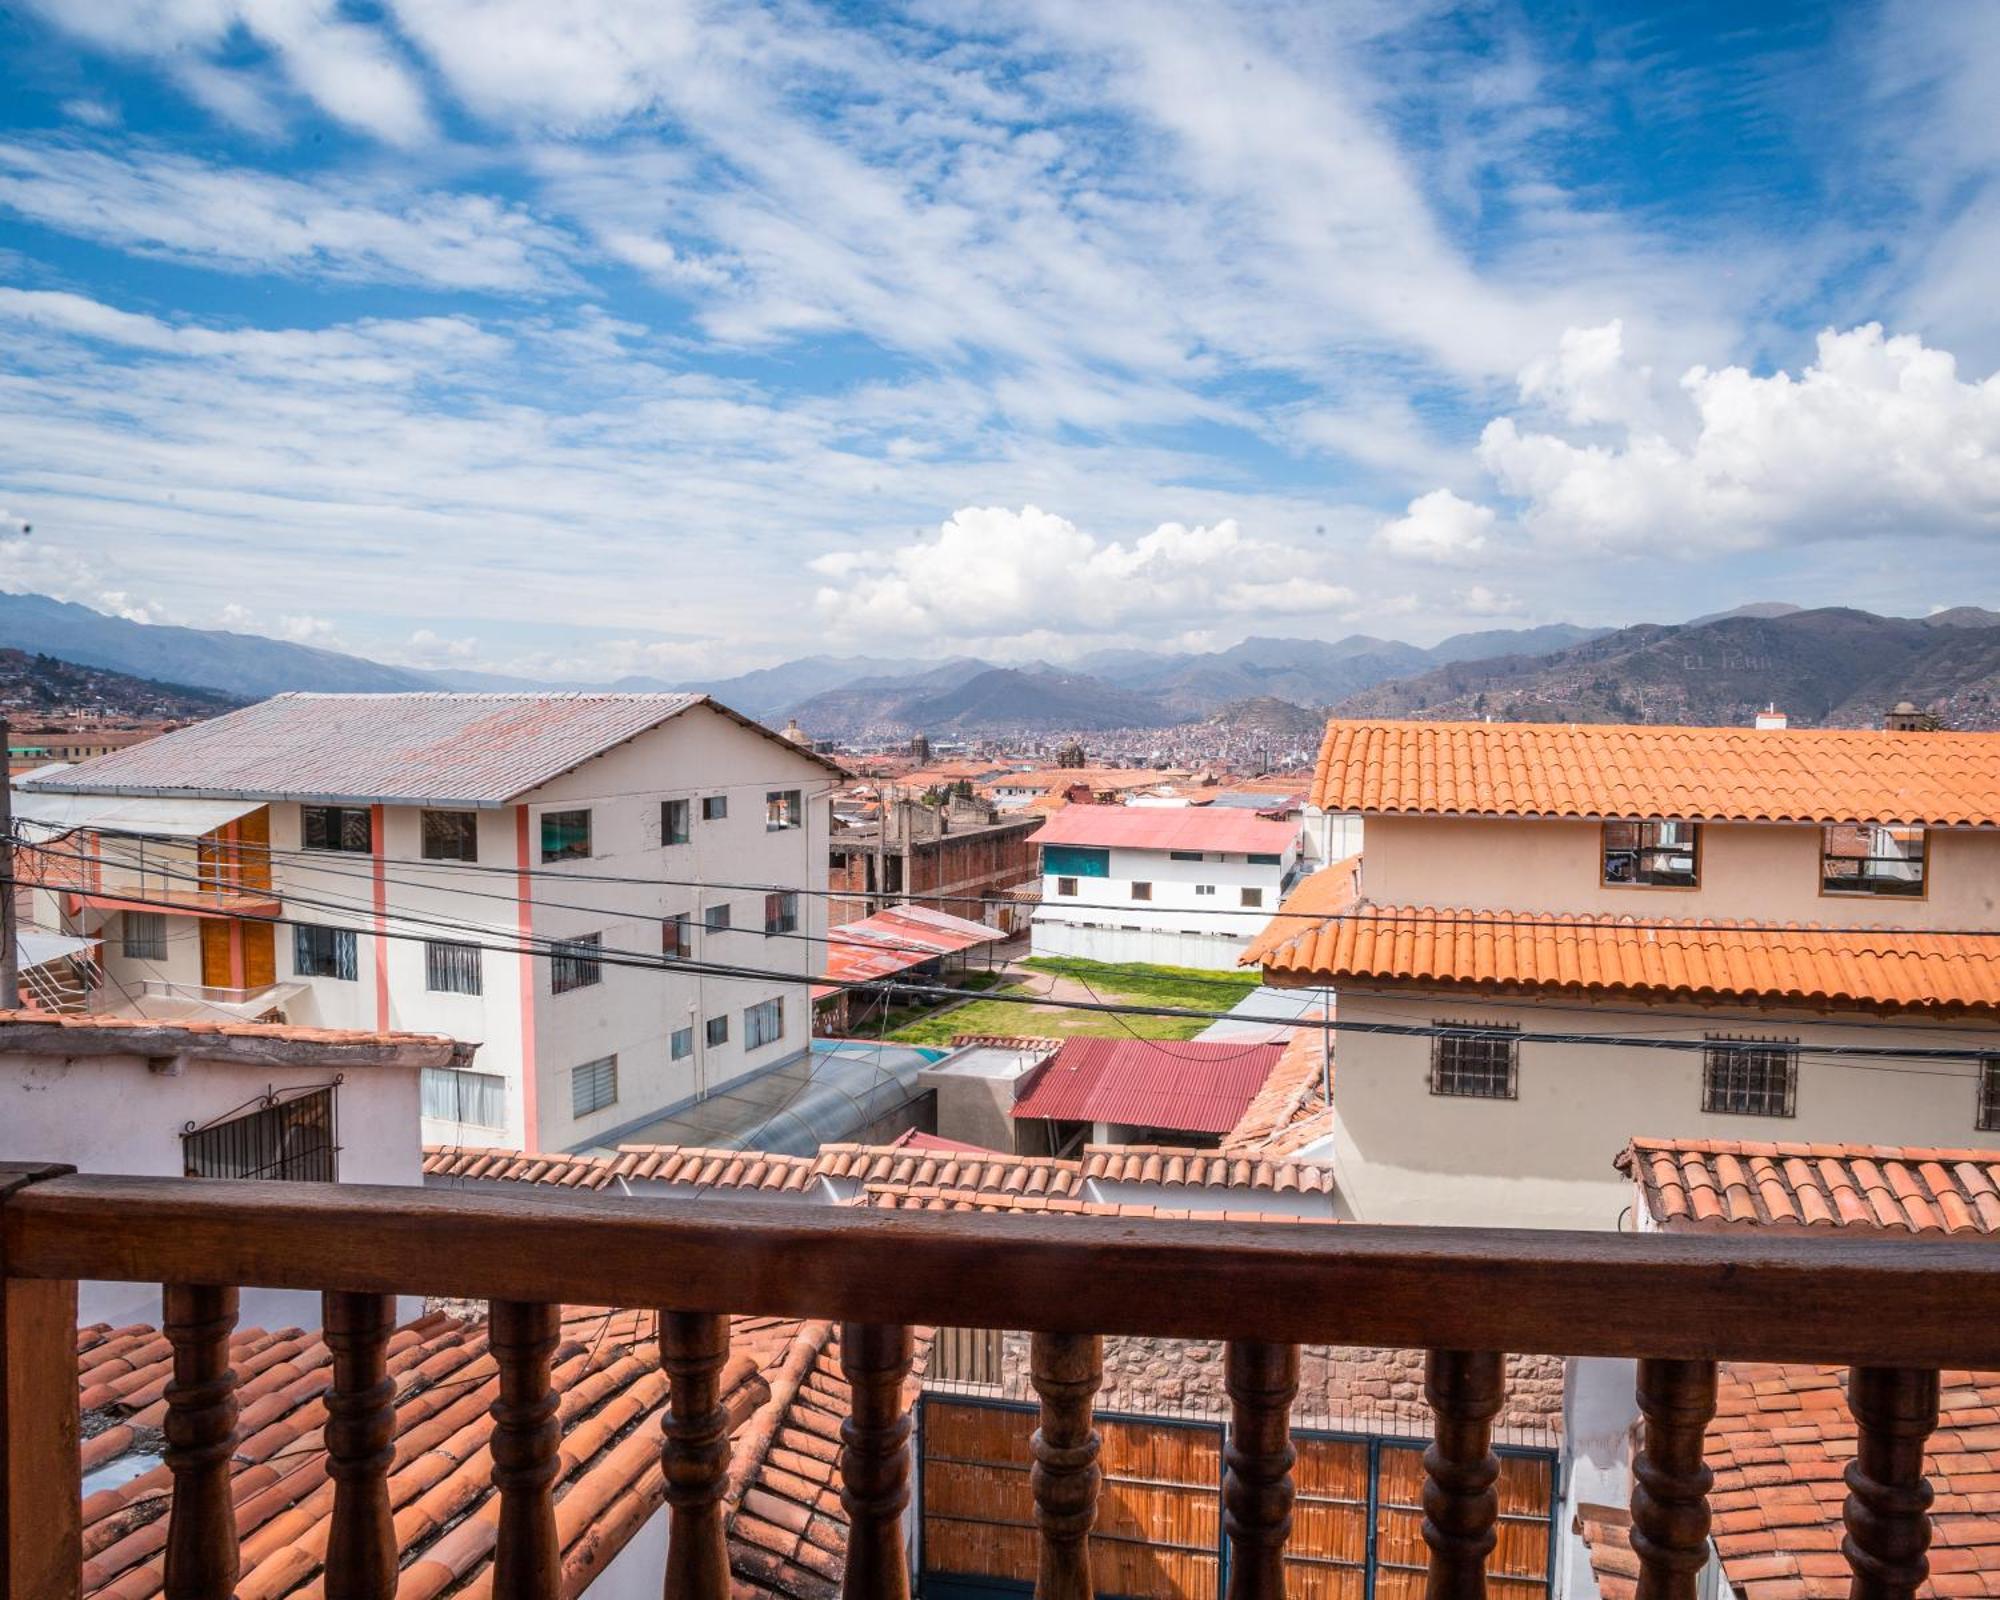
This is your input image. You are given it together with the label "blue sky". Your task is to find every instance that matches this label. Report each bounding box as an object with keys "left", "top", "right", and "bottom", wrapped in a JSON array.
[{"left": 0, "top": 0, "right": 1995, "bottom": 680}]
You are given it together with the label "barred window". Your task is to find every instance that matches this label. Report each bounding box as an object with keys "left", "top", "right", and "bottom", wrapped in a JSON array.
[
  {"left": 302, "top": 804, "right": 372, "bottom": 854},
  {"left": 663, "top": 913, "right": 692, "bottom": 960},
  {"left": 1431, "top": 1022, "right": 1519, "bottom": 1099},
  {"left": 671, "top": 1026, "right": 695, "bottom": 1061},
  {"left": 123, "top": 911, "right": 167, "bottom": 961},
  {"left": 571, "top": 1055, "right": 617, "bottom": 1117},
  {"left": 424, "top": 939, "right": 482, "bottom": 995},
  {"left": 1603, "top": 821, "right": 1699, "bottom": 887},
  {"left": 540, "top": 809, "right": 591, "bottom": 862},
  {"left": 182, "top": 1089, "right": 336, "bottom": 1181},
  {"left": 420, "top": 809, "right": 478, "bottom": 862},
  {"left": 764, "top": 892, "right": 798, "bottom": 934},
  {"left": 294, "top": 923, "right": 357, "bottom": 981},
  {"left": 705, "top": 1014, "right": 729, "bottom": 1047},
  {"left": 766, "top": 789, "right": 803, "bottom": 830},
  {"left": 745, "top": 998, "right": 783, "bottom": 1050},
  {"left": 1240, "top": 887, "right": 1264, "bottom": 908},
  {"left": 421, "top": 1067, "right": 506, "bottom": 1128},
  {"left": 1056, "top": 877, "right": 1078, "bottom": 896},
  {"left": 1131, "top": 881, "right": 1153, "bottom": 901},
  {"left": 1702, "top": 1038, "right": 1798, "bottom": 1117},
  {"left": 550, "top": 933, "right": 602, "bottom": 994},
  {"left": 1978, "top": 1058, "right": 2000, "bottom": 1133},
  {"left": 662, "top": 798, "right": 690, "bottom": 845}
]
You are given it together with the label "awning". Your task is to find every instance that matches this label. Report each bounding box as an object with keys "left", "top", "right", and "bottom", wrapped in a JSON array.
[
  {"left": 16, "top": 929, "right": 96, "bottom": 970},
  {"left": 10, "top": 789, "right": 263, "bottom": 839}
]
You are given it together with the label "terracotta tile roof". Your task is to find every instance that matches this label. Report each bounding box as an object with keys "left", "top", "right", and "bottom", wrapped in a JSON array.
[
  {"left": 883, "top": 1128, "right": 994, "bottom": 1153},
  {"left": 1254, "top": 904, "right": 2000, "bottom": 1018},
  {"left": 1219, "top": 1020, "right": 1333, "bottom": 1160},
  {"left": 1619, "top": 1137, "right": 2000, "bottom": 1234},
  {"left": 860, "top": 1184, "right": 1333, "bottom": 1223},
  {"left": 422, "top": 1144, "right": 826, "bottom": 1194},
  {"left": 1579, "top": 1364, "right": 2000, "bottom": 1600},
  {"left": 1240, "top": 856, "right": 1360, "bottom": 968},
  {"left": 1310, "top": 718, "right": 2000, "bottom": 826},
  {"left": 1009, "top": 1038, "right": 1288, "bottom": 1135},
  {"left": 1030, "top": 803, "right": 1300, "bottom": 855},
  {"left": 0, "top": 1009, "right": 470, "bottom": 1066},
  {"left": 26, "top": 691, "right": 840, "bottom": 807},
  {"left": 74, "top": 1306, "right": 831, "bottom": 1600}
]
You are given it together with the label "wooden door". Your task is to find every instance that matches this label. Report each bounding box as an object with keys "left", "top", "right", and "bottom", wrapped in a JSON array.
[
  {"left": 199, "top": 919, "right": 231, "bottom": 988},
  {"left": 242, "top": 923, "right": 276, "bottom": 989},
  {"left": 235, "top": 808, "right": 272, "bottom": 891}
]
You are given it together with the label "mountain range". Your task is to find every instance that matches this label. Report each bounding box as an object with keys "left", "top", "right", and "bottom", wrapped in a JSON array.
[{"left": 3, "top": 588, "right": 1997, "bottom": 733}]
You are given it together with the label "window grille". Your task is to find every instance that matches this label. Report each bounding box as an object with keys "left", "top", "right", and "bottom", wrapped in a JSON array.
[
  {"left": 302, "top": 805, "right": 372, "bottom": 854},
  {"left": 766, "top": 789, "right": 803, "bottom": 830},
  {"left": 571, "top": 1055, "right": 617, "bottom": 1117},
  {"left": 294, "top": 923, "right": 358, "bottom": 981},
  {"left": 765, "top": 892, "right": 799, "bottom": 934},
  {"left": 421, "top": 1067, "right": 506, "bottom": 1128},
  {"left": 1977, "top": 1058, "right": 2000, "bottom": 1133},
  {"left": 424, "top": 939, "right": 482, "bottom": 995},
  {"left": 183, "top": 1088, "right": 336, "bottom": 1181},
  {"left": 420, "top": 810, "right": 478, "bottom": 862},
  {"left": 1702, "top": 1037, "right": 1798, "bottom": 1117},
  {"left": 1131, "top": 881, "right": 1153, "bottom": 901},
  {"left": 662, "top": 798, "right": 690, "bottom": 845},
  {"left": 745, "top": 998, "right": 783, "bottom": 1049},
  {"left": 1431, "top": 1023, "right": 1519, "bottom": 1099},
  {"left": 550, "top": 933, "right": 602, "bottom": 994},
  {"left": 123, "top": 911, "right": 167, "bottom": 961},
  {"left": 1056, "top": 877, "right": 1078, "bottom": 896},
  {"left": 540, "top": 809, "right": 591, "bottom": 862}
]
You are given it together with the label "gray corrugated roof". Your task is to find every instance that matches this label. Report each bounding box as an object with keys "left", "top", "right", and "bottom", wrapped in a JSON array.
[{"left": 20, "top": 692, "right": 841, "bottom": 807}]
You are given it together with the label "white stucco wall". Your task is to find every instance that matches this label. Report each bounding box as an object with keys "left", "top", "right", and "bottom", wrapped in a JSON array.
[
  {"left": 1323, "top": 987, "right": 2000, "bottom": 1230},
  {"left": 1031, "top": 840, "right": 1296, "bottom": 968}
]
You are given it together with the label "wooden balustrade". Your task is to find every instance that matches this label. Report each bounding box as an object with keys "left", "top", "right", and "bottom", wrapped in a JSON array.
[{"left": 5, "top": 1167, "right": 2000, "bottom": 1600}]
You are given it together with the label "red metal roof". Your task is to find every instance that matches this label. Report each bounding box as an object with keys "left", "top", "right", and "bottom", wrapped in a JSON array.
[
  {"left": 817, "top": 904, "right": 1005, "bottom": 988},
  {"left": 1031, "top": 805, "right": 1299, "bottom": 855},
  {"left": 1009, "top": 1038, "right": 1286, "bottom": 1134}
]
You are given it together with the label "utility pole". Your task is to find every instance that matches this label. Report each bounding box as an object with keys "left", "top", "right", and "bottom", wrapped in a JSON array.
[{"left": 0, "top": 716, "right": 17, "bottom": 1006}]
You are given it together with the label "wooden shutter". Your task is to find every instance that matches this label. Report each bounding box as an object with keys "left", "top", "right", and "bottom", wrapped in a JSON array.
[
  {"left": 199, "top": 919, "right": 231, "bottom": 988},
  {"left": 242, "top": 923, "right": 276, "bottom": 989}
]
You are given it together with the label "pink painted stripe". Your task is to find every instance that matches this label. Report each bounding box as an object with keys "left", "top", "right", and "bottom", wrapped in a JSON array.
[
  {"left": 515, "top": 806, "right": 539, "bottom": 1150},
  {"left": 371, "top": 804, "right": 390, "bottom": 1033}
]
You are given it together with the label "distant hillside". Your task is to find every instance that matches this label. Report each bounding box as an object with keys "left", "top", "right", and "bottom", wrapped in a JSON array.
[
  {"left": 1208, "top": 696, "right": 1326, "bottom": 742},
  {"left": 0, "top": 648, "right": 244, "bottom": 721},
  {"left": 1331, "top": 609, "right": 2000, "bottom": 729},
  {"left": 0, "top": 591, "right": 436, "bottom": 697}
]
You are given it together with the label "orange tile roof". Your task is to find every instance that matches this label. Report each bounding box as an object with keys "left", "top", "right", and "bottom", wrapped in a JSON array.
[
  {"left": 1240, "top": 856, "right": 1360, "bottom": 968},
  {"left": 0, "top": 1009, "right": 470, "bottom": 1065},
  {"left": 1580, "top": 1363, "right": 2000, "bottom": 1600},
  {"left": 1220, "top": 1016, "right": 1333, "bottom": 1160},
  {"left": 1254, "top": 904, "right": 2000, "bottom": 1017},
  {"left": 1310, "top": 718, "right": 2000, "bottom": 825},
  {"left": 1619, "top": 1137, "right": 2000, "bottom": 1234},
  {"left": 74, "top": 1307, "right": 831, "bottom": 1600}
]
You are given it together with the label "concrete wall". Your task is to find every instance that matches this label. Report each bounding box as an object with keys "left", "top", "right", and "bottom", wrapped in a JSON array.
[
  {"left": 1364, "top": 815, "right": 2000, "bottom": 927},
  {"left": 1032, "top": 841, "right": 1295, "bottom": 968},
  {"left": 1326, "top": 987, "right": 2000, "bottom": 1229}
]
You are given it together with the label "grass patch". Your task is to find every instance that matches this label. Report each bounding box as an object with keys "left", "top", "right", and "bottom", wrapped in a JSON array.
[
  {"left": 884, "top": 957, "right": 1257, "bottom": 1046},
  {"left": 1019, "top": 955, "right": 1259, "bottom": 1010}
]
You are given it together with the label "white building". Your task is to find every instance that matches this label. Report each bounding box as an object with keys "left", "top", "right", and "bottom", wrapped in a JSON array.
[
  {"left": 1029, "top": 804, "right": 1303, "bottom": 969},
  {"left": 15, "top": 692, "right": 843, "bottom": 1155}
]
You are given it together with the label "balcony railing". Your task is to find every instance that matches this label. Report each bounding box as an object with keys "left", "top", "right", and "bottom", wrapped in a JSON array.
[{"left": 5, "top": 1161, "right": 2000, "bottom": 1600}]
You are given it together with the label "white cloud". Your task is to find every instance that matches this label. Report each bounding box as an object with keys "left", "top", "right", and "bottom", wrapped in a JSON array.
[
  {"left": 1454, "top": 585, "right": 1522, "bottom": 617},
  {"left": 278, "top": 614, "right": 336, "bottom": 643},
  {"left": 59, "top": 97, "right": 119, "bottom": 128},
  {"left": 1478, "top": 323, "right": 2000, "bottom": 552},
  {"left": 405, "top": 627, "right": 479, "bottom": 663},
  {"left": 813, "top": 505, "right": 1352, "bottom": 644},
  {"left": 0, "top": 143, "right": 576, "bottom": 294},
  {"left": 1516, "top": 319, "right": 1655, "bottom": 428},
  {"left": 1375, "top": 489, "right": 1496, "bottom": 563}
]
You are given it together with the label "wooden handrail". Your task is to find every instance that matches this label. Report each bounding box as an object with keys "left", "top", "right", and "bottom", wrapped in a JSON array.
[{"left": 8, "top": 1172, "right": 2000, "bottom": 1366}]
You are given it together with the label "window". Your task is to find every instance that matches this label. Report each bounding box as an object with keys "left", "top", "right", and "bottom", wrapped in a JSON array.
[
  {"left": 671, "top": 1026, "right": 695, "bottom": 1061},
  {"left": 765, "top": 891, "right": 799, "bottom": 934},
  {"left": 571, "top": 1055, "right": 617, "bottom": 1117},
  {"left": 1431, "top": 1023, "right": 1519, "bottom": 1099},
  {"left": 705, "top": 903, "right": 732, "bottom": 934},
  {"left": 182, "top": 1088, "right": 335, "bottom": 1181},
  {"left": 302, "top": 804, "right": 371, "bottom": 854},
  {"left": 1248, "top": 852, "right": 1283, "bottom": 866},
  {"left": 1131, "top": 881, "right": 1153, "bottom": 901},
  {"left": 420, "top": 809, "right": 478, "bottom": 862},
  {"left": 294, "top": 923, "right": 358, "bottom": 981},
  {"left": 122, "top": 911, "right": 167, "bottom": 961},
  {"left": 766, "top": 789, "right": 803, "bottom": 830},
  {"left": 662, "top": 798, "right": 690, "bottom": 845},
  {"left": 1043, "top": 845, "right": 1109, "bottom": 878},
  {"left": 1822, "top": 824, "right": 1927, "bottom": 897},
  {"left": 1169, "top": 850, "right": 1203, "bottom": 861},
  {"left": 745, "top": 998, "right": 783, "bottom": 1049},
  {"left": 551, "top": 933, "right": 602, "bottom": 994},
  {"left": 424, "top": 939, "right": 482, "bottom": 995},
  {"left": 1240, "top": 887, "right": 1264, "bottom": 908},
  {"left": 1981, "top": 1059, "right": 2000, "bottom": 1133},
  {"left": 663, "top": 913, "right": 692, "bottom": 960},
  {"left": 1702, "top": 1038, "right": 1798, "bottom": 1117},
  {"left": 706, "top": 1014, "right": 729, "bottom": 1047},
  {"left": 1195, "top": 884, "right": 1216, "bottom": 897},
  {"left": 541, "top": 809, "right": 591, "bottom": 862},
  {"left": 1056, "top": 877, "right": 1079, "bottom": 897},
  {"left": 421, "top": 1067, "right": 506, "bottom": 1128},
  {"left": 1603, "top": 821, "right": 1699, "bottom": 887},
  {"left": 701, "top": 795, "right": 728, "bottom": 822}
]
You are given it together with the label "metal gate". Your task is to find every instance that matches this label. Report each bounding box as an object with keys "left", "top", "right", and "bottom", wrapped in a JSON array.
[{"left": 917, "top": 1394, "right": 1557, "bottom": 1600}]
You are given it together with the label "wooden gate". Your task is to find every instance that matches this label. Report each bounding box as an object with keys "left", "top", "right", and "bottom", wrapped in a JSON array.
[{"left": 918, "top": 1396, "right": 1556, "bottom": 1600}]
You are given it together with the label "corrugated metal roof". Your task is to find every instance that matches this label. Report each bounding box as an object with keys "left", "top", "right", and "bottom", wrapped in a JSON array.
[
  {"left": 818, "top": 905, "right": 1005, "bottom": 987},
  {"left": 1009, "top": 1037, "right": 1285, "bottom": 1134},
  {"left": 21, "top": 692, "right": 841, "bottom": 807},
  {"left": 1031, "top": 805, "right": 1300, "bottom": 855}
]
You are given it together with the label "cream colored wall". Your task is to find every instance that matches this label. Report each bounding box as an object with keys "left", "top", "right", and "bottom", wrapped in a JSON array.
[
  {"left": 1327, "top": 986, "right": 2000, "bottom": 1230},
  {"left": 1363, "top": 815, "right": 2000, "bottom": 927}
]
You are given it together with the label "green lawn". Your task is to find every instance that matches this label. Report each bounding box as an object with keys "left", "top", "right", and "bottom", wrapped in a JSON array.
[{"left": 884, "top": 956, "right": 1258, "bottom": 1046}]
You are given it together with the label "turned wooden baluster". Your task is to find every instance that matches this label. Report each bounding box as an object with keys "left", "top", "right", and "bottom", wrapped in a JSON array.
[
  {"left": 322, "top": 1291, "right": 398, "bottom": 1600},
  {"left": 1031, "top": 1332, "right": 1104, "bottom": 1600},
  {"left": 839, "top": 1322, "right": 915, "bottom": 1600},
  {"left": 660, "top": 1311, "right": 733, "bottom": 1600},
  {"left": 1423, "top": 1350, "right": 1505, "bottom": 1600},
  {"left": 489, "top": 1301, "right": 562, "bottom": 1600},
  {"left": 1224, "top": 1340, "right": 1299, "bottom": 1600},
  {"left": 1631, "top": 1358, "right": 1718, "bottom": 1600},
  {"left": 1843, "top": 1366, "right": 1941, "bottom": 1600},
  {"left": 162, "top": 1284, "right": 240, "bottom": 1600}
]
